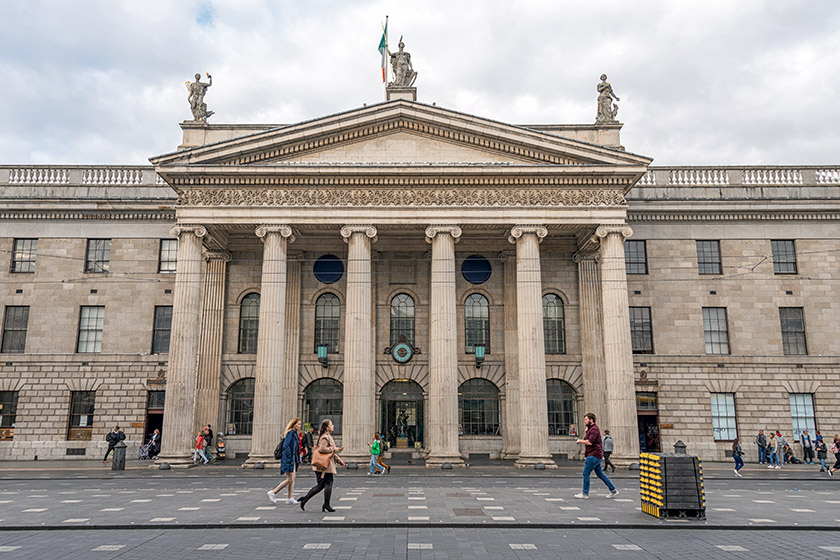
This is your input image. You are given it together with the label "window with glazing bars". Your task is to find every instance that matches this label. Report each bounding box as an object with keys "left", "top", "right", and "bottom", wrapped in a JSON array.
[
  {"left": 77, "top": 306, "right": 104, "bottom": 353},
  {"left": 1, "top": 306, "right": 29, "bottom": 353},
  {"left": 85, "top": 239, "right": 111, "bottom": 273},
  {"left": 464, "top": 294, "right": 490, "bottom": 353},
  {"left": 158, "top": 239, "right": 178, "bottom": 273},
  {"left": 630, "top": 307, "right": 654, "bottom": 354},
  {"left": 152, "top": 306, "right": 173, "bottom": 354},
  {"left": 771, "top": 240, "right": 797, "bottom": 274},
  {"left": 238, "top": 294, "right": 260, "bottom": 354},
  {"left": 458, "top": 379, "right": 500, "bottom": 436},
  {"left": 711, "top": 392, "right": 737, "bottom": 440},
  {"left": 11, "top": 239, "right": 37, "bottom": 273},
  {"left": 780, "top": 307, "right": 807, "bottom": 355},
  {"left": 788, "top": 393, "right": 816, "bottom": 441},
  {"left": 702, "top": 307, "right": 730, "bottom": 355},
  {"left": 625, "top": 240, "right": 648, "bottom": 274},
  {"left": 225, "top": 378, "right": 254, "bottom": 435},
  {"left": 547, "top": 380, "right": 577, "bottom": 436},
  {"left": 542, "top": 294, "right": 566, "bottom": 354},
  {"left": 0, "top": 391, "right": 18, "bottom": 428},
  {"left": 314, "top": 293, "right": 340, "bottom": 353},
  {"left": 68, "top": 391, "right": 95, "bottom": 440},
  {"left": 696, "top": 240, "right": 722, "bottom": 274},
  {"left": 390, "top": 294, "right": 415, "bottom": 347}
]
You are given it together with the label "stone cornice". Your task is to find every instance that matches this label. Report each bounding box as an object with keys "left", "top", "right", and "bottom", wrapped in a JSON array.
[
  {"left": 628, "top": 211, "right": 840, "bottom": 222},
  {"left": 0, "top": 210, "right": 175, "bottom": 221}
]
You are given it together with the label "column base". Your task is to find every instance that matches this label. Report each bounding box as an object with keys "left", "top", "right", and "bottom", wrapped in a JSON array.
[
  {"left": 425, "top": 455, "right": 466, "bottom": 469},
  {"left": 514, "top": 456, "right": 558, "bottom": 469},
  {"left": 502, "top": 452, "right": 520, "bottom": 460},
  {"left": 608, "top": 454, "right": 641, "bottom": 469},
  {"left": 154, "top": 455, "right": 199, "bottom": 469},
  {"left": 242, "top": 455, "right": 282, "bottom": 468}
]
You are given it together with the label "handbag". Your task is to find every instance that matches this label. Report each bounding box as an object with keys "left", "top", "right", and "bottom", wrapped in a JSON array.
[{"left": 311, "top": 447, "right": 333, "bottom": 470}]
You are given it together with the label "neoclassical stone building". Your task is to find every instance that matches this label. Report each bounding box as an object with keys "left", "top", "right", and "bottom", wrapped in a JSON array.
[{"left": 0, "top": 88, "right": 838, "bottom": 465}]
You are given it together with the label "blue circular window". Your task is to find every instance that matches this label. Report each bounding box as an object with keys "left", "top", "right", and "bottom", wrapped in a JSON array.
[
  {"left": 313, "top": 254, "right": 344, "bottom": 284},
  {"left": 461, "top": 254, "right": 492, "bottom": 284}
]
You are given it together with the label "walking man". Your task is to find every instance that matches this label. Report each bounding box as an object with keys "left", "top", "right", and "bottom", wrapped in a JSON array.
[
  {"left": 301, "top": 425, "right": 314, "bottom": 464},
  {"left": 775, "top": 431, "right": 789, "bottom": 468},
  {"left": 602, "top": 430, "right": 616, "bottom": 473},
  {"left": 755, "top": 430, "right": 767, "bottom": 464},
  {"left": 800, "top": 430, "right": 815, "bottom": 464},
  {"left": 103, "top": 426, "right": 125, "bottom": 463},
  {"left": 202, "top": 425, "right": 214, "bottom": 462},
  {"left": 574, "top": 412, "right": 618, "bottom": 499}
]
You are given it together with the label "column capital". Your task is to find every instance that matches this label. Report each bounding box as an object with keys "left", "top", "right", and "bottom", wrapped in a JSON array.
[
  {"left": 508, "top": 225, "right": 547, "bottom": 245},
  {"left": 255, "top": 224, "right": 295, "bottom": 243},
  {"left": 573, "top": 250, "right": 600, "bottom": 264},
  {"left": 287, "top": 250, "right": 307, "bottom": 261},
  {"left": 341, "top": 225, "right": 377, "bottom": 244},
  {"left": 595, "top": 225, "right": 633, "bottom": 240},
  {"left": 202, "top": 249, "right": 232, "bottom": 263},
  {"left": 170, "top": 224, "right": 207, "bottom": 239},
  {"left": 424, "top": 225, "right": 462, "bottom": 244},
  {"left": 498, "top": 249, "right": 517, "bottom": 263}
]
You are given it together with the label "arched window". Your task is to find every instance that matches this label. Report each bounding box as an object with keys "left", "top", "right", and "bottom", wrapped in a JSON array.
[
  {"left": 547, "top": 380, "right": 577, "bottom": 436},
  {"left": 314, "top": 293, "right": 340, "bottom": 353},
  {"left": 543, "top": 294, "right": 566, "bottom": 354},
  {"left": 303, "top": 378, "right": 343, "bottom": 435},
  {"left": 458, "top": 378, "right": 500, "bottom": 436},
  {"left": 225, "top": 378, "right": 255, "bottom": 435},
  {"left": 238, "top": 293, "right": 260, "bottom": 354},
  {"left": 390, "top": 293, "right": 415, "bottom": 346},
  {"left": 465, "top": 293, "right": 490, "bottom": 353}
]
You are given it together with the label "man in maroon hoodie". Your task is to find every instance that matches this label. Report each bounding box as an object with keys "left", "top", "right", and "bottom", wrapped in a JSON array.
[{"left": 574, "top": 412, "right": 618, "bottom": 499}]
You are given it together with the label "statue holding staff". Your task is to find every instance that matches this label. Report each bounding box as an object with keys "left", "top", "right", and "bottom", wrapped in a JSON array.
[
  {"left": 186, "top": 72, "right": 214, "bottom": 122},
  {"left": 388, "top": 37, "right": 417, "bottom": 87}
]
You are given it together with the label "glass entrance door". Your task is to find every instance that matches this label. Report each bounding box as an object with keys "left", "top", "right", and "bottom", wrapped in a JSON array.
[{"left": 379, "top": 380, "right": 424, "bottom": 449}]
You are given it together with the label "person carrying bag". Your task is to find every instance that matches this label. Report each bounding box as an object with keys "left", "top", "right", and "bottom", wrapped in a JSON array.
[{"left": 298, "top": 419, "right": 344, "bottom": 512}]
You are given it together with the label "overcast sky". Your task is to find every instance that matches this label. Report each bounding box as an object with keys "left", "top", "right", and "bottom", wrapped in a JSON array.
[{"left": 1, "top": 1, "right": 838, "bottom": 166}]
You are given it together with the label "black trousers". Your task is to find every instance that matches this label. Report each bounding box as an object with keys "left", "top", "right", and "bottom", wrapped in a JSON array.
[
  {"left": 803, "top": 447, "right": 814, "bottom": 462},
  {"left": 603, "top": 451, "right": 615, "bottom": 471},
  {"left": 104, "top": 445, "right": 115, "bottom": 461},
  {"left": 301, "top": 471, "right": 334, "bottom": 506}
]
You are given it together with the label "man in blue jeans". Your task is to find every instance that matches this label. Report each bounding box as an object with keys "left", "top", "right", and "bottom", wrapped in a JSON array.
[{"left": 574, "top": 412, "right": 618, "bottom": 499}]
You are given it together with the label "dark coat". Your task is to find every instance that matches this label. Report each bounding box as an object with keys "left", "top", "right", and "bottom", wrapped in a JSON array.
[
  {"left": 280, "top": 430, "right": 301, "bottom": 474},
  {"left": 105, "top": 430, "right": 125, "bottom": 447}
]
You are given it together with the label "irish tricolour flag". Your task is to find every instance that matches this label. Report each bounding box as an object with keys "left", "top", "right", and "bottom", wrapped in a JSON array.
[{"left": 378, "top": 18, "right": 388, "bottom": 82}]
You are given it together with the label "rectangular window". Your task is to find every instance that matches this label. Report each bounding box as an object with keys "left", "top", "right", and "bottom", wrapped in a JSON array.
[
  {"left": 152, "top": 306, "right": 173, "bottom": 354},
  {"left": 0, "top": 391, "right": 18, "bottom": 440},
  {"left": 625, "top": 240, "right": 648, "bottom": 274},
  {"left": 68, "top": 391, "right": 95, "bottom": 440},
  {"left": 629, "top": 307, "right": 654, "bottom": 354},
  {"left": 789, "top": 393, "right": 816, "bottom": 441},
  {"left": 702, "top": 307, "right": 730, "bottom": 355},
  {"left": 771, "top": 240, "right": 797, "bottom": 274},
  {"left": 85, "top": 239, "right": 111, "bottom": 273},
  {"left": 696, "top": 240, "right": 722, "bottom": 275},
  {"left": 780, "top": 307, "right": 807, "bottom": 355},
  {"left": 710, "top": 393, "right": 737, "bottom": 441},
  {"left": 11, "top": 238, "right": 38, "bottom": 273},
  {"left": 636, "top": 392, "right": 658, "bottom": 411},
  {"left": 158, "top": 239, "right": 178, "bottom": 273},
  {"left": 77, "top": 306, "right": 105, "bottom": 353},
  {"left": 1, "top": 306, "right": 30, "bottom": 354}
]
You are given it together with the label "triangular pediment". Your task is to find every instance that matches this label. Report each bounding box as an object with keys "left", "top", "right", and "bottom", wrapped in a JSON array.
[{"left": 151, "top": 100, "right": 651, "bottom": 168}]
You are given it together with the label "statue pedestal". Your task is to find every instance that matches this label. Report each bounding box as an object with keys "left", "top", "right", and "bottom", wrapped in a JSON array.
[{"left": 386, "top": 86, "right": 416, "bottom": 102}]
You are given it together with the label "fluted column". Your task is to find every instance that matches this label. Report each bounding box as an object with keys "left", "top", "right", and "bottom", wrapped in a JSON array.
[
  {"left": 574, "top": 250, "right": 608, "bottom": 430},
  {"left": 500, "top": 250, "right": 520, "bottom": 459},
  {"left": 245, "top": 224, "right": 294, "bottom": 466},
  {"left": 282, "top": 252, "right": 303, "bottom": 426},
  {"left": 509, "top": 226, "right": 556, "bottom": 468},
  {"left": 596, "top": 225, "right": 639, "bottom": 464},
  {"left": 425, "top": 225, "right": 465, "bottom": 467},
  {"left": 157, "top": 225, "right": 205, "bottom": 466},
  {"left": 194, "top": 250, "right": 231, "bottom": 436},
  {"left": 339, "top": 225, "right": 377, "bottom": 462}
]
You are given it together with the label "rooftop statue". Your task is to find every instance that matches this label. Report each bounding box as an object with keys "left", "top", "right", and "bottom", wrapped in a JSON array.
[
  {"left": 389, "top": 38, "right": 417, "bottom": 87},
  {"left": 186, "top": 73, "right": 214, "bottom": 122},
  {"left": 596, "top": 74, "right": 619, "bottom": 124}
]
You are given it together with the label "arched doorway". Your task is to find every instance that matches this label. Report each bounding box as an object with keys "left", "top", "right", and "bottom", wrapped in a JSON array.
[{"left": 379, "top": 380, "right": 424, "bottom": 449}]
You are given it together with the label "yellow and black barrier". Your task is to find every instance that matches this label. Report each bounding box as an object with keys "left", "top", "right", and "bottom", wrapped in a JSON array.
[{"left": 640, "top": 451, "right": 705, "bottom": 519}]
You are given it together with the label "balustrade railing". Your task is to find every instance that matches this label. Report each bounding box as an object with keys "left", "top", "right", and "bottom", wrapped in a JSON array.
[{"left": 8, "top": 167, "right": 70, "bottom": 184}]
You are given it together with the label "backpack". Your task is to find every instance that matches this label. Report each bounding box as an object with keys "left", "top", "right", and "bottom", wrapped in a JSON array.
[{"left": 274, "top": 440, "right": 283, "bottom": 460}]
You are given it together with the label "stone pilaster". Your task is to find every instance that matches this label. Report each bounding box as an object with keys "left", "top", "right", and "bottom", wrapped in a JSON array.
[
  {"left": 156, "top": 225, "right": 206, "bottom": 466},
  {"left": 339, "top": 225, "right": 377, "bottom": 462},
  {"left": 574, "top": 250, "right": 608, "bottom": 429},
  {"left": 425, "top": 225, "right": 465, "bottom": 467},
  {"left": 596, "top": 225, "right": 639, "bottom": 464},
  {"left": 194, "top": 250, "right": 231, "bottom": 437},
  {"left": 282, "top": 252, "right": 303, "bottom": 426},
  {"left": 509, "top": 226, "right": 556, "bottom": 468},
  {"left": 499, "top": 250, "right": 520, "bottom": 460},
  {"left": 245, "top": 225, "right": 294, "bottom": 466}
]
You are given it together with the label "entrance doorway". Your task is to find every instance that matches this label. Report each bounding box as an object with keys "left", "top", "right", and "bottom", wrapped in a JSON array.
[
  {"left": 145, "top": 390, "right": 165, "bottom": 443},
  {"left": 380, "top": 380, "right": 424, "bottom": 449},
  {"left": 636, "top": 391, "right": 660, "bottom": 452}
]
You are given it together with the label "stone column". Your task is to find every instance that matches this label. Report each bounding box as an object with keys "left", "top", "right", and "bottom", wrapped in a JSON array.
[
  {"left": 282, "top": 252, "right": 303, "bottom": 425},
  {"left": 245, "top": 225, "right": 294, "bottom": 466},
  {"left": 194, "top": 250, "right": 230, "bottom": 437},
  {"left": 574, "top": 250, "right": 608, "bottom": 428},
  {"left": 596, "top": 225, "right": 640, "bottom": 463},
  {"left": 157, "top": 225, "right": 205, "bottom": 466},
  {"left": 509, "top": 226, "right": 556, "bottom": 468},
  {"left": 499, "top": 250, "right": 520, "bottom": 459},
  {"left": 339, "top": 225, "right": 377, "bottom": 462},
  {"left": 425, "top": 225, "right": 465, "bottom": 468}
]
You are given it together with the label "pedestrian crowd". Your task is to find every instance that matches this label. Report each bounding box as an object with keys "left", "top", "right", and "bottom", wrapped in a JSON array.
[{"left": 752, "top": 429, "right": 839, "bottom": 476}]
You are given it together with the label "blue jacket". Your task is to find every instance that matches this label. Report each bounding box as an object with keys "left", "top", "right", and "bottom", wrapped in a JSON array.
[{"left": 280, "top": 430, "right": 301, "bottom": 474}]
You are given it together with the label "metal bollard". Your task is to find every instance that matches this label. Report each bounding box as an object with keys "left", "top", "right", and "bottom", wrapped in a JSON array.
[
  {"left": 673, "top": 441, "right": 687, "bottom": 455},
  {"left": 111, "top": 441, "right": 127, "bottom": 471}
]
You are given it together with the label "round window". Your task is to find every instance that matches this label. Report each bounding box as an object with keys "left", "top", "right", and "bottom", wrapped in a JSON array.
[
  {"left": 461, "top": 254, "right": 492, "bottom": 284},
  {"left": 313, "top": 254, "right": 344, "bottom": 284}
]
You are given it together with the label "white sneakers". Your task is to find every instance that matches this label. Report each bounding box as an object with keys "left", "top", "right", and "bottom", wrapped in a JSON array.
[
  {"left": 734, "top": 469, "right": 742, "bottom": 477},
  {"left": 266, "top": 491, "right": 277, "bottom": 504},
  {"left": 573, "top": 493, "right": 589, "bottom": 499},
  {"left": 286, "top": 498, "right": 299, "bottom": 505},
  {"left": 606, "top": 490, "right": 619, "bottom": 498}
]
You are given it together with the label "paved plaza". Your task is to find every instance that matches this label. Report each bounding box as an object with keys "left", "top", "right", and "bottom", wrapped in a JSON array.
[{"left": 1, "top": 459, "right": 839, "bottom": 558}]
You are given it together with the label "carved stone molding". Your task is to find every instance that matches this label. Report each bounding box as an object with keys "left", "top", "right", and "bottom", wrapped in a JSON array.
[
  {"left": 177, "top": 188, "right": 627, "bottom": 208},
  {"left": 202, "top": 250, "right": 232, "bottom": 262},
  {"left": 340, "top": 225, "right": 378, "bottom": 244},
  {"left": 255, "top": 224, "right": 295, "bottom": 244},
  {"left": 595, "top": 225, "right": 633, "bottom": 240},
  {"left": 424, "top": 225, "right": 462, "bottom": 244},
  {"left": 170, "top": 224, "right": 207, "bottom": 238},
  {"left": 507, "top": 225, "right": 548, "bottom": 245}
]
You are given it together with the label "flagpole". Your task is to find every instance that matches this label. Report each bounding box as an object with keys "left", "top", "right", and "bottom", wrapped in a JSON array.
[{"left": 384, "top": 15, "right": 389, "bottom": 89}]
